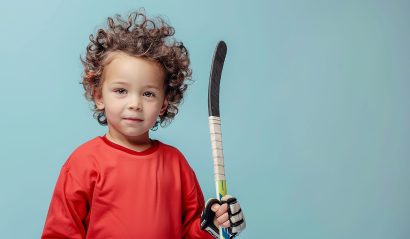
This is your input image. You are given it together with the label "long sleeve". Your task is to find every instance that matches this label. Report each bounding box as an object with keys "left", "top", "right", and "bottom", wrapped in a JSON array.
[
  {"left": 181, "top": 170, "right": 214, "bottom": 239},
  {"left": 41, "top": 155, "right": 98, "bottom": 239}
]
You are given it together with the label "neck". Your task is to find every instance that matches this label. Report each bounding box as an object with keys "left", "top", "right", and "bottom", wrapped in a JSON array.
[{"left": 106, "top": 130, "right": 152, "bottom": 152}]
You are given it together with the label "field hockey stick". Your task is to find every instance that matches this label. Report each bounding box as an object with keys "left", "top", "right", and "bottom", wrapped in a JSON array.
[{"left": 208, "top": 41, "right": 230, "bottom": 239}]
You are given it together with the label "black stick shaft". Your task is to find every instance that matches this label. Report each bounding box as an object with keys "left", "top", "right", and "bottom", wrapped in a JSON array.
[{"left": 208, "top": 41, "right": 227, "bottom": 117}]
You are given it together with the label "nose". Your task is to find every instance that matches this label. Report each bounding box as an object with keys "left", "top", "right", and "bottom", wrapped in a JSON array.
[{"left": 128, "top": 95, "right": 142, "bottom": 111}]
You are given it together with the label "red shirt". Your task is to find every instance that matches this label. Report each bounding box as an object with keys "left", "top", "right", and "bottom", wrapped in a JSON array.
[{"left": 42, "top": 136, "right": 213, "bottom": 239}]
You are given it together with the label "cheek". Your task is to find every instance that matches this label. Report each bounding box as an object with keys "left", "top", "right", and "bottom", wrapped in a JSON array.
[
  {"left": 146, "top": 104, "right": 163, "bottom": 119},
  {"left": 104, "top": 101, "right": 124, "bottom": 117}
]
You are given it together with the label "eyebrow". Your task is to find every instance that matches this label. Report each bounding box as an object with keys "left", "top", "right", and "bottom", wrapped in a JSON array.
[
  {"left": 110, "top": 81, "right": 129, "bottom": 86},
  {"left": 110, "top": 81, "right": 161, "bottom": 90}
]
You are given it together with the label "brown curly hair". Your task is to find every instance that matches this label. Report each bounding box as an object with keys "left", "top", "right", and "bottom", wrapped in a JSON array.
[{"left": 80, "top": 9, "right": 192, "bottom": 128}]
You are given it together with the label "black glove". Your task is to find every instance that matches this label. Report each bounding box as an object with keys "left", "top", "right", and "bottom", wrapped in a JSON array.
[
  {"left": 200, "top": 195, "right": 246, "bottom": 239},
  {"left": 200, "top": 198, "right": 220, "bottom": 238}
]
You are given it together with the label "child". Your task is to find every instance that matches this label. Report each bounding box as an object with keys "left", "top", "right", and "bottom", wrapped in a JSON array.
[{"left": 41, "top": 9, "right": 245, "bottom": 239}]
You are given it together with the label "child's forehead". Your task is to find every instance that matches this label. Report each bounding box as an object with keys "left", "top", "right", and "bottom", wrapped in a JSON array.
[
  {"left": 102, "top": 51, "right": 165, "bottom": 84},
  {"left": 103, "top": 51, "right": 163, "bottom": 71}
]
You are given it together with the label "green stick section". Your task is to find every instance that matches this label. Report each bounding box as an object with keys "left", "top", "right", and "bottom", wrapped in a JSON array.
[{"left": 216, "top": 180, "right": 227, "bottom": 199}]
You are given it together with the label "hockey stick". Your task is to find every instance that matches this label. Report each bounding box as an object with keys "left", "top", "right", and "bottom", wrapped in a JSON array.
[{"left": 208, "top": 41, "right": 230, "bottom": 239}]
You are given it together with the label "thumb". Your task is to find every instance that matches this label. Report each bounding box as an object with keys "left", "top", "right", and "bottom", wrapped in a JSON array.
[{"left": 211, "top": 203, "right": 220, "bottom": 212}]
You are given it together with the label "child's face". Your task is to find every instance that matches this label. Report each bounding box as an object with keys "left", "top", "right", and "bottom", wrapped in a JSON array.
[{"left": 95, "top": 52, "right": 168, "bottom": 142}]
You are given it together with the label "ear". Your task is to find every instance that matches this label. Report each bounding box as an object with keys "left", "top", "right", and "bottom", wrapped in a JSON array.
[
  {"left": 94, "top": 90, "right": 105, "bottom": 110},
  {"left": 159, "top": 99, "right": 169, "bottom": 116}
]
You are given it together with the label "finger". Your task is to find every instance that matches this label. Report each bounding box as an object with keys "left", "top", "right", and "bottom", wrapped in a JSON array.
[
  {"left": 221, "top": 219, "right": 231, "bottom": 228},
  {"left": 216, "top": 212, "right": 229, "bottom": 226},
  {"left": 215, "top": 203, "right": 228, "bottom": 217}
]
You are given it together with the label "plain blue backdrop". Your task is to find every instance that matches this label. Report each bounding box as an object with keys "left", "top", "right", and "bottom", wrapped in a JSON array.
[{"left": 1, "top": 0, "right": 409, "bottom": 238}]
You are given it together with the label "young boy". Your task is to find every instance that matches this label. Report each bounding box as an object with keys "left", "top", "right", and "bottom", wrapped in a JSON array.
[{"left": 41, "top": 10, "right": 245, "bottom": 239}]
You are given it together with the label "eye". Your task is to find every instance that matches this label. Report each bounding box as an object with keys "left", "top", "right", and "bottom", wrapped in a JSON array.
[
  {"left": 143, "top": 91, "right": 156, "bottom": 97},
  {"left": 114, "top": 88, "right": 127, "bottom": 94}
]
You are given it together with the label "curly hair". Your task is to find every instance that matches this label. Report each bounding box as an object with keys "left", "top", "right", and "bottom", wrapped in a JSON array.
[{"left": 80, "top": 9, "right": 192, "bottom": 128}]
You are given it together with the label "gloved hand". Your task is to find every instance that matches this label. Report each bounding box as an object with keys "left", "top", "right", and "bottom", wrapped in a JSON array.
[{"left": 200, "top": 195, "right": 246, "bottom": 238}]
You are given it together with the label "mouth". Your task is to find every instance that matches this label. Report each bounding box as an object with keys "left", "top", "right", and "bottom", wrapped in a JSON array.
[{"left": 123, "top": 117, "right": 143, "bottom": 122}]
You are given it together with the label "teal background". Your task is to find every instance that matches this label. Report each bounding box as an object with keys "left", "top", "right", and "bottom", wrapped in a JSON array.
[{"left": 1, "top": 0, "right": 409, "bottom": 238}]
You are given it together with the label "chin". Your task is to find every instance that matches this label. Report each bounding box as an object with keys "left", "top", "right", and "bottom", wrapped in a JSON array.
[{"left": 122, "top": 129, "right": 149, "bottom": 137}]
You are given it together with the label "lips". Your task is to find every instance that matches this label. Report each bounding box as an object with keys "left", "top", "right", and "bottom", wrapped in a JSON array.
[{"left": 123, "top": 117, "right": 143, "bottom": 122}]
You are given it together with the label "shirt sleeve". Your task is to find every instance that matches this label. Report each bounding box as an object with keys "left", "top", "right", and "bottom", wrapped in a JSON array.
[
  {"left": 181, "top": 168, "right": 214, "bottom": 239},
  {"left": 41, "top": 156, "right": 98, "bottom": 239}
]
